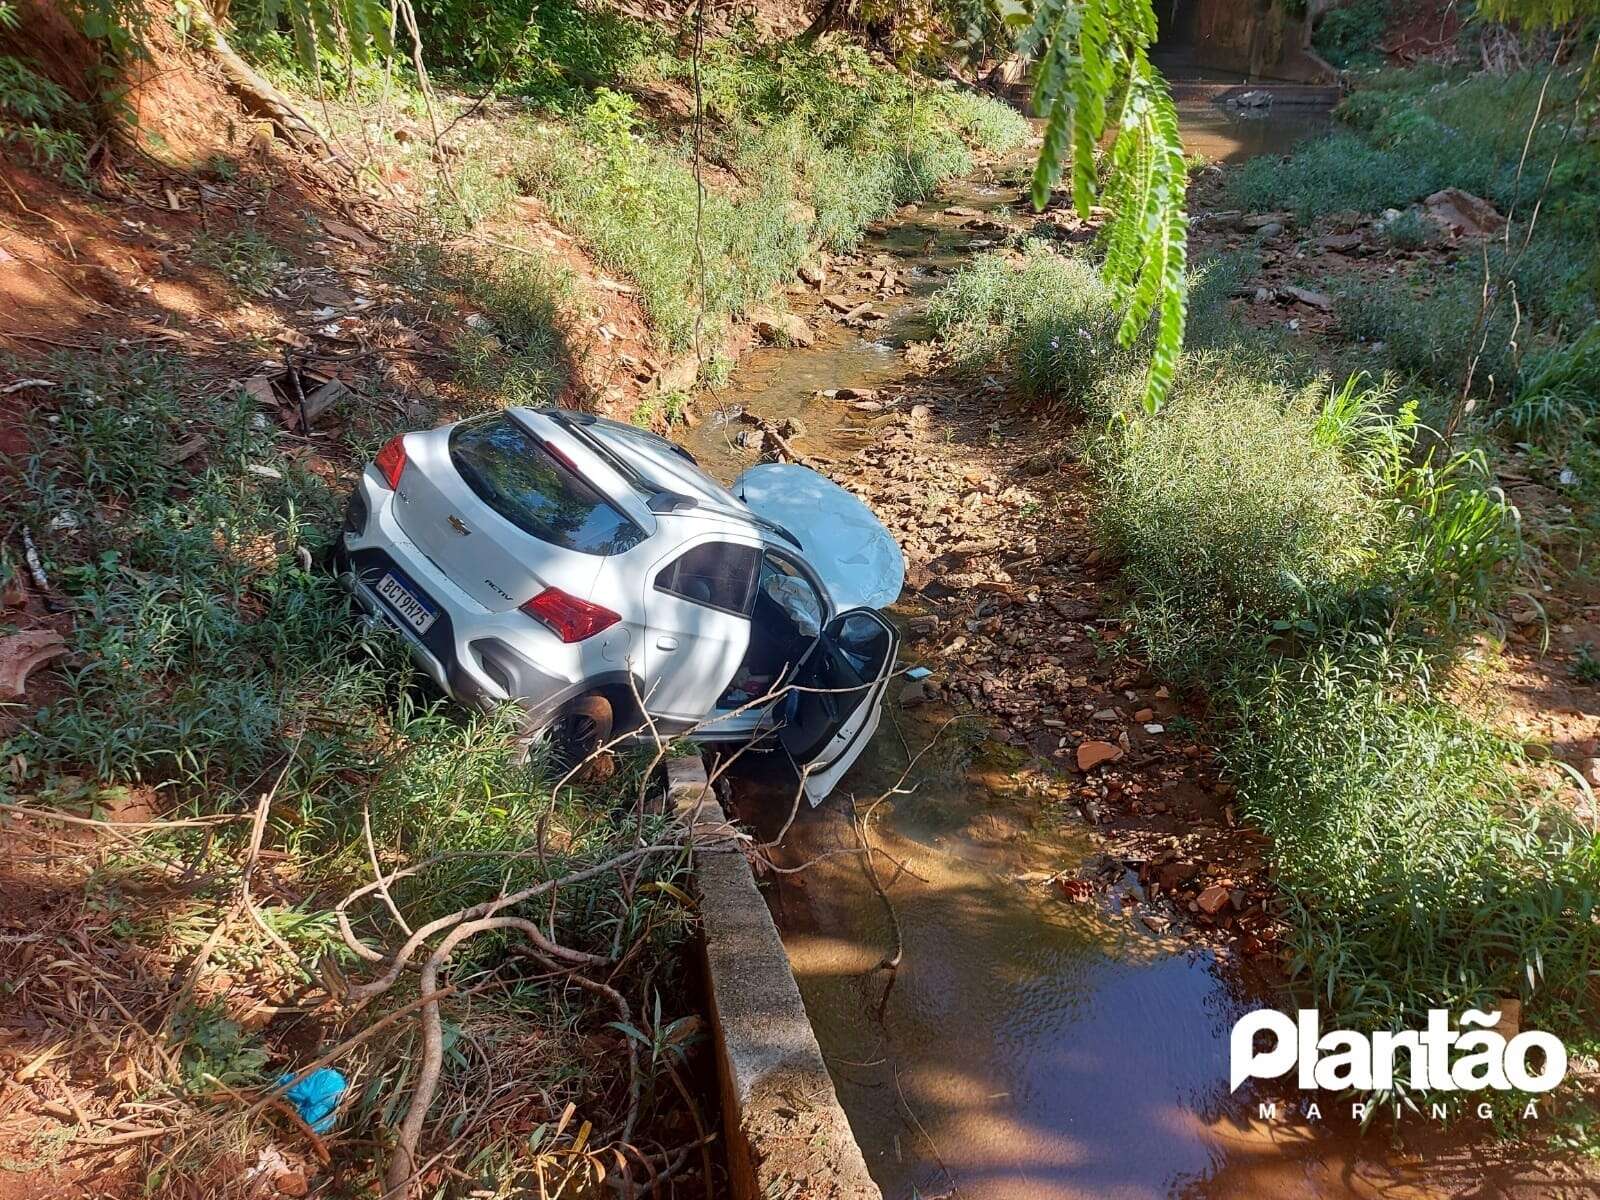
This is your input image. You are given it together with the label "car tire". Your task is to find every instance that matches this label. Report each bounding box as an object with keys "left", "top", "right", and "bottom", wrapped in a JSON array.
[{"left": 551, "top": 693, "right": 613, "bottom": 768}]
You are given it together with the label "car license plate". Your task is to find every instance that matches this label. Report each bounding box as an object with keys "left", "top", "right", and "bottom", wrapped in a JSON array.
[{"left": 375, "top": 572, "right": 437, "bottom": 634}]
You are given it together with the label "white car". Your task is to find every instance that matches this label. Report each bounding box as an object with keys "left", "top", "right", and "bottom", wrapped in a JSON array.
[{"left": 335, "top": 407, "right": 903, "bottom": 802}]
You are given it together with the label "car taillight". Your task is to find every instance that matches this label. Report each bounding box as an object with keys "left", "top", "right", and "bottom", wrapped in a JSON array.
[
  {"left": 374, "top": 435, "right": 407, "bottom": 489},
  {"left": 521, "top": 587, "right": 620, "bottom": 642}
]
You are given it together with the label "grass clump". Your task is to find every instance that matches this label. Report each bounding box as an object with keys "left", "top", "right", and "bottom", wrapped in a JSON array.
[
  {"left": 192, "top": 228, "right": 289, "bottom": 297},
  {"left": 1380, "top": 208, "right": 1438, "bottom": 250},
  {"left": 1098, "top": 367, "right": 1385, "bottom": 672},
  {"left": 1224, "top": 653, "right": 1600, "bottom": 1033},
  {"left": 929, "top": 243, "right": 1142, "bottom": 404}
]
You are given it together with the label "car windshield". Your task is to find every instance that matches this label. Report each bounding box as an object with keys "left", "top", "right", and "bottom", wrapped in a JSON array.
[{"left": 449, "top": 416, "right": 644, "bottom": 555}]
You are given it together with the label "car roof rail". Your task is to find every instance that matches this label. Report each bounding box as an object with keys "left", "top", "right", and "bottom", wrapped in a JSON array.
[
  {"left": 647, "top": 491, "right": 699, "bottom": 513},
  {"left": 543, "top": 407, "right": 698, "bottom": 466}
]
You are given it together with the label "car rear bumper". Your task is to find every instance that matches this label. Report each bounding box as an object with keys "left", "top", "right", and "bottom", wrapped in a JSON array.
[{"left": 336, "top": 473, "right": 585, "bottom": 725}]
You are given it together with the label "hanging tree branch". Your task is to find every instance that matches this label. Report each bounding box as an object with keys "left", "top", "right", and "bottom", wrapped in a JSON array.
[{"left": 1021, "top": 0, "right": 1188, "bottom": 412}]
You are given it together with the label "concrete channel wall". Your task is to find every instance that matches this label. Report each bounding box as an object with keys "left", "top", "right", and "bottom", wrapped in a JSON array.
[{"left": 666, "top": 758, "right": 882, "bottom": 1200}]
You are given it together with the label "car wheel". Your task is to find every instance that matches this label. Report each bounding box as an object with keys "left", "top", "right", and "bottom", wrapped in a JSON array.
[{"left": 551, "top": 693, "right": 613, "bottom": 768}]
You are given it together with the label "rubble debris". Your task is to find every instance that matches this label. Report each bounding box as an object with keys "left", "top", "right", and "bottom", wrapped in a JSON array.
[{"left": 0, "top": 630, "right": 68, "bottom": 699}]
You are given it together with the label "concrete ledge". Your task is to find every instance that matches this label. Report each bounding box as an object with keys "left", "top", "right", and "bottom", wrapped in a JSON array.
[
  {"left": 667, "top": 757, "right": 881, "bottom": 1200},
  {"left": 1169, "top": 81, "right": 1342, "bottom": 106}
]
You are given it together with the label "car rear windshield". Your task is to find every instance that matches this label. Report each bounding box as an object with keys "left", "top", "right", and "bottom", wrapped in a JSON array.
[{"left": 449, "top": 416, "right": 644, "bottom": 555}]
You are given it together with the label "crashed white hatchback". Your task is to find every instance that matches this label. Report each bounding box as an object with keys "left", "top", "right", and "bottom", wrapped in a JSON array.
[{"left": 336, "top": 407, "right": 903, "bottom": 801}]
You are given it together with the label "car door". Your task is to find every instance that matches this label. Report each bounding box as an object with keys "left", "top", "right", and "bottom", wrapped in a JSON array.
[
  {"left": 639, "top": 537, "right": 761, "bottom": 725},
  {"left": 779, "top": 608, "right": 899, "bottom": 805}
]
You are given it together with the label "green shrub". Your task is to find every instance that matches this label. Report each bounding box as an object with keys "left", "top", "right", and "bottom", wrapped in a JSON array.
[
  {"left": 0, "top": 51, "right": 90, "bottom": 185},
  {"left": 1223, "top": 654, "right": 1600, "bottom": 1034},
  {"left": 1099, "top": 363, "right": 1386, "bottom": 674},
  {"left": 1228, "top": 131, "right": 1438, "bottom": 217},
  {"left": 1336, "top": 274, "right": 1518, "bottom": 400},
  {"left": 929, "top": 244, "right": 1142, "bottom": 404},
  {"left": 1381, "top": 208, "right": 1437, "bottom": 249},
  {"left": 1312, "top": 0, "right": 1390, "bottom": 69}
]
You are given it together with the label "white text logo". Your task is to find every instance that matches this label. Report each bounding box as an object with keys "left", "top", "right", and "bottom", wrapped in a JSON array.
[{"left": 1230, "top": 1008, "right": 1566, "bottom": 1094}]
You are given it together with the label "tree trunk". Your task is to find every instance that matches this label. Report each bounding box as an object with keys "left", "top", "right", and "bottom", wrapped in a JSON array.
[
  {"left": 188, "top": 4, "right": 339, "bottom": 161},
  {"left": 800, "top": 0, "right": 860, "bottom": 43}
]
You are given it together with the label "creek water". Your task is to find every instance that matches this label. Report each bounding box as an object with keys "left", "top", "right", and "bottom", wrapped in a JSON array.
[{"left": 685, "top": 107, "right": 1516, "bottom": 1200}]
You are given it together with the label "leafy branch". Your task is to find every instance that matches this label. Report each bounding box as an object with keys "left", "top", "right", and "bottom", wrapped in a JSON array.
[{"left": 1021, "top": 0, "right": 1187, "bottom": 412}]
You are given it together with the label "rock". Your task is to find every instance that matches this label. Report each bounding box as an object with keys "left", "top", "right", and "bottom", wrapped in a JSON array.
[
  {"left": 1585, "top": 757, "right": 1600, "bottom": 787},
  {"left": 1252, "top": 286, "right": 1272, "bottom": 304},
  {"left": 1281, "top": 285, "right": 1333, "bottom": 311},
  {"left": 1241, "top": 212, "right": 1289, "bottom": 230},
  {"left": 749, "top": 305, "right": 815, "bottom": 348},
  {"left": 656, "top": 354, "right": 699, "bottom": 394},
  {"left": 1253, "top": 221, "right": 1284, "bottom": 238},
  {"left": 1158, "top": 861, "right": 1200, "bottom": 891},
  {"left": 1318, "top": 232, "right": 1366, "bottom": 253},
  {"left": 1424, "top": 188, "right": 1505, "bottom": 237},
  {"left": 1076, "top": 740, "right": 1122, "bottom": 771},
  {"left": 243, "top": 374, "right": 278, "bottom": 408},
  {"left": 735, "top": 430, "right": 765, "bottom": 451},
  {"left": 899, "top": 681, "right": 929, "bottom": 707},
  {"left": 1092, "top": 709, "right": 1117, "bottom": 721},
  {"left": 777, "top": 416, "right": 807, "bottom": 439},
  {"left": 1134, "top": 707, "right": 1154, "bottom": 722},
  {"left": 1144, "top": 723, "right": 1165, "bottom": 734},
  {"left": 850, "top": 400, "right": 884, "bottom": 412},
  {"left": 0, "top": 630, "right": 68, "bottom": 699},
  {"left": 821, "top": 294, "right": 855, "bottom": 313},
  {"left": 1196, "top": 884, "right": 1230, "bottom": 915},
  {"left": 1491, "top": 998, "right": 1521, "bottom": 1040},
  {"left": 943, "top": 205, "right": 983, "bottom": 218},
  {"left": 274, "top": 1171, "right": 310, "bottom": 1198},
  {"left": 798, "top": 262, "right": 826, "bottom": 287},
  {"left": 907, "top": 615, "right": 941, "bottom": 638},
  {"left": 299, "top": 378, "right": 351, "bottom": 427}
]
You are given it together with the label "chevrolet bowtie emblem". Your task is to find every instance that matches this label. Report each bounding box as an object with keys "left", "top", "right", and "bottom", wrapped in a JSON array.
[{"left": 447, "top": 515, "right": 471, "bottom": 536}]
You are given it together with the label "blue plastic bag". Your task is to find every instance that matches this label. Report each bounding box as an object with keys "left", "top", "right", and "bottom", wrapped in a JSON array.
[{"left": 278, "top": 1067, "right": 347, "bottom": 1134}]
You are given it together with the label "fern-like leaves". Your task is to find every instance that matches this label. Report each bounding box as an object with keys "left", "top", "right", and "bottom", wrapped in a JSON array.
[{"left": 1024, "top": 0, "right": 1186, "bottom": 412}]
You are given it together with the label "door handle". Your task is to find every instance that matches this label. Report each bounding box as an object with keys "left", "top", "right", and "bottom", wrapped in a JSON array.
[{"left": 655, "top": 636, "right": 679, "bottom": 651}]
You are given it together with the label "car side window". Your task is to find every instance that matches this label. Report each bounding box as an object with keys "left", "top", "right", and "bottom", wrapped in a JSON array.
[{"left": 655, "top": 542, "right": 760, "bottom": 616}]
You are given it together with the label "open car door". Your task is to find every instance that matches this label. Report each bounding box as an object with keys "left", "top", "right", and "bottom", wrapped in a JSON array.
[{"left": 780, "top": 608, "right": 899, "bottom": 805}]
